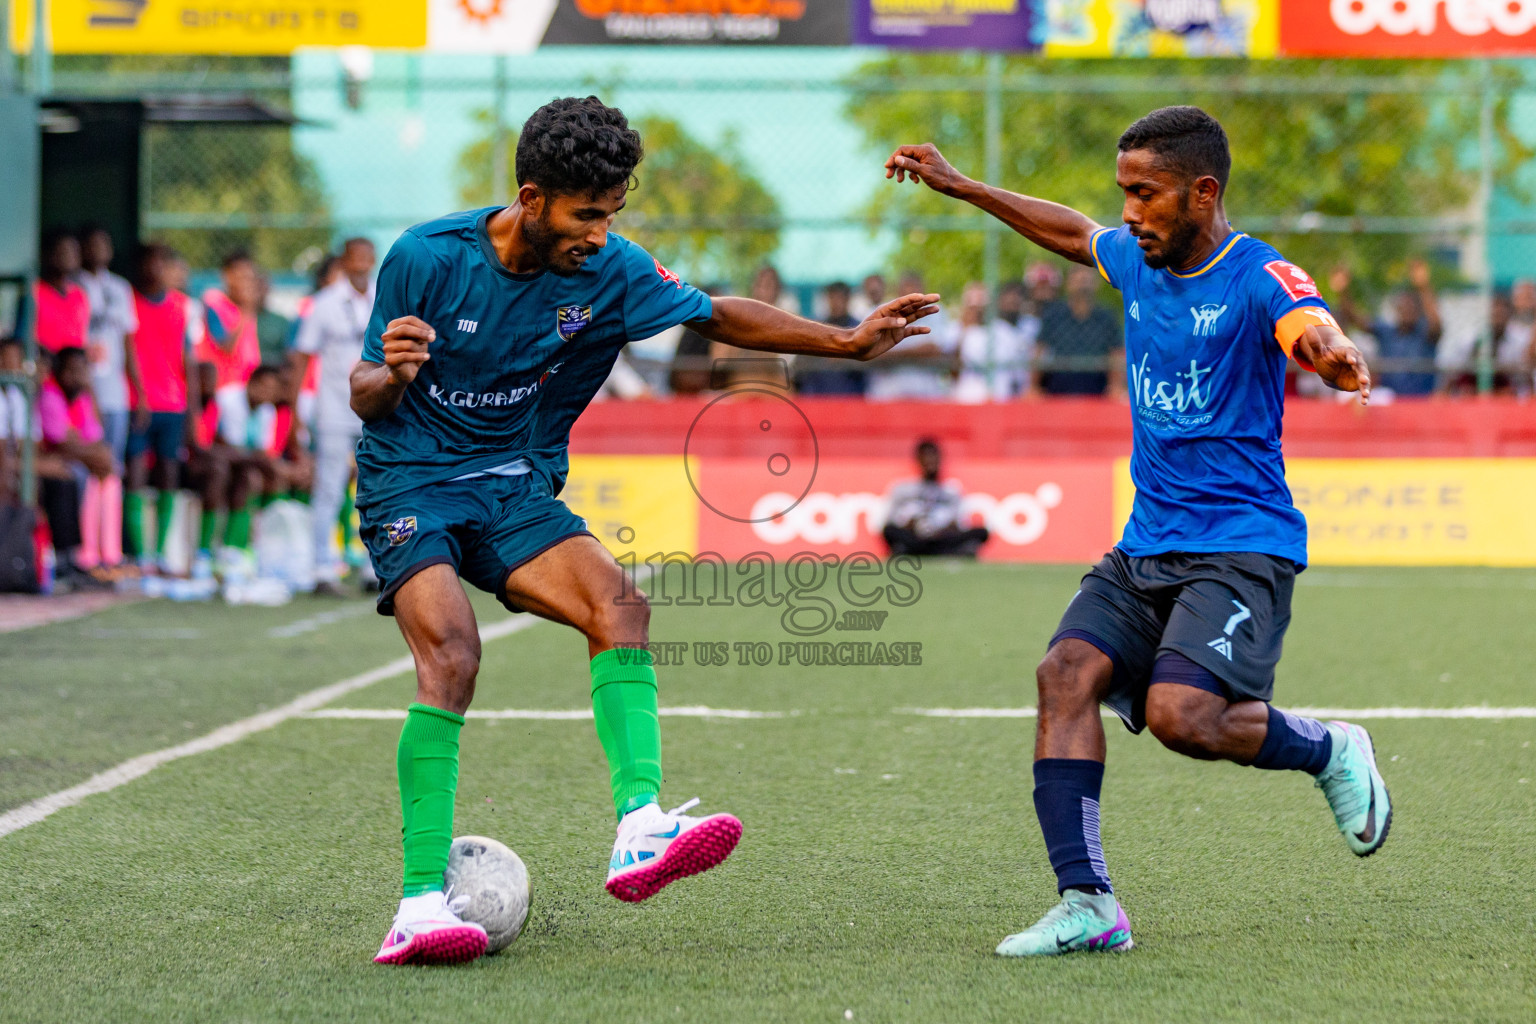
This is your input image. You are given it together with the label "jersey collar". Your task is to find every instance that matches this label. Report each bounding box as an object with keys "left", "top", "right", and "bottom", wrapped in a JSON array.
[
  {"left": 1165, "top": 229, "right": 1246, "bottom": 279},
  {"left": 475, "top": 209, "right": 546, "bottom": 283}
]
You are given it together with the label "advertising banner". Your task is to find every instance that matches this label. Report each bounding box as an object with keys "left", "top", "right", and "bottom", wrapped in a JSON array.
[
  {"left": 428, "top": 0, "right": 556, "bottom": 52},
  {"left": 564, "top": 454, "right": 1536, "bottom": 568},
  {"left": 539, "top": 0, "right": 851, "bottom": 45},
  {"left": 852, "top": 0, "right": 1040, "bottom": 49},
  {"left": 1115, "top": 457, "right": 1536, "bottom": 567},
  {"left": 565, "top": 455, "right": 700, "bottom": 562},
  {"left": 1278, "top": 0, "right": 1536, "bottom": 57},
  {"left": 1045, "top": 0, "right": 1276, "bottom": 55},
  {"left": 1288, "top": 458, "right": 1536, "bottom": 566},
  {"left": 10, "top": 0, "right": 425, "bottom": 54},
  {"left": 695, "top": 457, "right": 1114, "bottom": 563}
]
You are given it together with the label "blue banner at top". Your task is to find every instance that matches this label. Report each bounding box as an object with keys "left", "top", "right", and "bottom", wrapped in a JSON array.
[{"left": 852, "top": 0, "right": 1044, "bottom": 49}]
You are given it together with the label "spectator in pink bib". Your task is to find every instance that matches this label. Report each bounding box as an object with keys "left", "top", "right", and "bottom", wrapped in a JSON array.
[
  {"left": 39, "top": 346, "right": 122, "bottom": 576},
  {"left": 35, "top": 229, "right": 91, "bottom": 354},
  {"left": 199, "top": 250, "right": 263, "bottom": 398}
]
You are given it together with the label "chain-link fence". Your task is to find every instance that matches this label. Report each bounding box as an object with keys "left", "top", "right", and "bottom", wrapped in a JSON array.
[{"left": 49, "top": 53, "right": 1536, "bottom": 395}]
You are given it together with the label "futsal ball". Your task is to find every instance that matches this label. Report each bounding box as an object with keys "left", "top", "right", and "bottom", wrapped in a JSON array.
[{"left": 444, "top": 835, "right": 531, "bottom": 954}]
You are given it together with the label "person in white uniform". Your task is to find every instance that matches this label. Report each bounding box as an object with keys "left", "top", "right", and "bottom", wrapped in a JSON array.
[{"left": 291, "top": 237, "right": 376, "bottom": 591}]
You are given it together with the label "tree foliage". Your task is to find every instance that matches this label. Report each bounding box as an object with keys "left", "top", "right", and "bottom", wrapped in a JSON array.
[
  {"left": 845, "top": 55, "right": 1528, "bottom": 299},
  {"left": 143, "top": 123, "right": 332, "bottom": 272},
  {"left": 457, "top": 113, "right": 780, "bottom": 290},
  {"left": 57, "top": 55, "right": 332, "bottom": 272}
]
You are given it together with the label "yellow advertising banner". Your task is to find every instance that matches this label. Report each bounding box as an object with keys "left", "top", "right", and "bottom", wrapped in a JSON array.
[
  {"left": 10, "top": 0, "right": 425, "bottom": 55},
  {"left": 564, "top": 455, "right": 699, "bottom": 563},
  {"left": 1044, "top": 0, "right": 1277, "bottom": 57},
  {"left": 1114, "top": 457, "right": 1536, "bottom": 567}
]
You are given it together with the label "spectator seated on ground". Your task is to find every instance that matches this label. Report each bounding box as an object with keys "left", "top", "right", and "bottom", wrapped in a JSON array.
[
  {"left": 881, "top": 438, "right": 990, "bottom": 559},
  {"left": 218, "top": 365, "right": 311, "bottom": 500},
  {"left": 0, "top": 337, "right": 29, "bottom": 504},
  {"left": 189, "top": 365, "right": 309, "bottom": 574},
  {"left": 36, "top": 347, "right": 123, "bottom": 585},
  {"left": 0, "top": 341, "right": 94, "bottom": 591}
]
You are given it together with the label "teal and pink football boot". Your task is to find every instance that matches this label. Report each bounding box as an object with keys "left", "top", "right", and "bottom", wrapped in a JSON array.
[
  {"left": 995, "top": 889, "right": 1133, "bottom": 957},
  {"left": 1315, "top": 721, "right": 1393, "bottom": 857}
]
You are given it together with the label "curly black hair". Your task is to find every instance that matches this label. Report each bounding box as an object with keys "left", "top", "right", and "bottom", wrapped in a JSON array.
[
  {"left": 516, "top": 96, "right": 643, "bottom": 197},
  {"left": 1118, "top": 106, "right": 1230, "bottom": 194}
]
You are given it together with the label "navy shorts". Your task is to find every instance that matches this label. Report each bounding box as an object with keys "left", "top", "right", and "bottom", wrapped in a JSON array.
[
  {"left": 1051, "top": 548, "right": 1298, "bottom": 733},
  {"left": 359, "top": 471, "right": 592, "bottom": 616},
  {"left": 126, "top": 411, "right": 185, "bottom": 464}
]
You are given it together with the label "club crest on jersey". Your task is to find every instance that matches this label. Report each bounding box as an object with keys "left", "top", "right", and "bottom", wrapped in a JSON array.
[
  {"left": 556, "top": 304, "right": 592, "bottom": 341},
  {"left": 386, "top": 516, "right": 418, "bottom": 547},
  {"left": 1190, "top": 303, "right": 1229, "bottom": 336}
]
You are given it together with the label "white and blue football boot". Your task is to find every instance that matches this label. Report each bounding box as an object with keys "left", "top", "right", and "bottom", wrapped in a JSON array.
[{"left": 605, "top": 798, "right": 742, "bottom": 902}]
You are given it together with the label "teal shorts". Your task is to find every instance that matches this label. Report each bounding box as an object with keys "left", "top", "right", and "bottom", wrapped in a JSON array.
[{"left": 359, "top": 471, "right": 591, "bottom": 616}]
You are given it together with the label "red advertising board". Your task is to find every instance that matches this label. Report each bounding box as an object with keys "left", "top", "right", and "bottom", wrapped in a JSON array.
[
  {"left": 693, "top": 457, "right": 1115, "bottom": 563},
  {"left": 1280, "top": 0, "right": 1536, "bottom": 57}
]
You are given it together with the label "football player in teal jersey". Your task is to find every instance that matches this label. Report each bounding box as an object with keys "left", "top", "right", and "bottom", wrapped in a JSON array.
[
  {"left": 886, "top": 106, "right": 1389, "bottom": 957},
  {"left": 357, "top": 96, "right": 939, "bottom": 966}
]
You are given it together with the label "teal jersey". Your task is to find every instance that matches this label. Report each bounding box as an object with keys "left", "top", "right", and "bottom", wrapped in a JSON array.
[
  {"left": 1091, "top": 225, "right": 1330, "bottom": 567},
  {"left": 356, "top": 208, "right": 711, "bottom": 509}
]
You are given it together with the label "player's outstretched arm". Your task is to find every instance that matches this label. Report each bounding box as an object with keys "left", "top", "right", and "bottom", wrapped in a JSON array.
[
  {"left": 1296, "top": 323, "right": 1372, "bottom": 406},
  {"left": 350, "top": 315, "right": 435, "bottom": 421},
  {"left": 885, "top": 144, "right": 1103, "bottom": 267},
  {"left": 689, "top": 293, "right": 941, "bottom": 362}
]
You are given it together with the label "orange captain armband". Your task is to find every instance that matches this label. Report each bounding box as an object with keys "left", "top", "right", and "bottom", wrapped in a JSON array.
[{"left": 1274, "top": 307, "right": 1337, "bottom": 372}]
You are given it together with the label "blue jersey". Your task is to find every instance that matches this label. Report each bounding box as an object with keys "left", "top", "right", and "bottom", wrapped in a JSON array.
[
  {"left": 356, "top": 208, "right": 711, "bottom": 509},
  {"left": 1090, "top": 225, "right": 1332, "bottom": 567}
]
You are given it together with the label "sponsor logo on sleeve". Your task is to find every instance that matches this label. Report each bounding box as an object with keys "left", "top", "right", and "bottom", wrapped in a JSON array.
[
  {"left": 1264, "top": 260, "right": 1322, "bottom": 301},
  {"left": 654, "top": 258, "right": 682, "bottom": 288}
]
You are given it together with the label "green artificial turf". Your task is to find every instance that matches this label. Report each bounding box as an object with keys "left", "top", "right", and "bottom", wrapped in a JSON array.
[{"left": 2, "top": 565, "right": 1534, "bottom": 1022}]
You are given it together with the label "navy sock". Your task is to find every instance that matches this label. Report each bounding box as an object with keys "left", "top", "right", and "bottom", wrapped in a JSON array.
[
  {"left": 1033, "top": 758, "right": 1113, "bottom": 895},
  {"left": 1251, "top": 706, "right": 1332, "bottom": 774}
]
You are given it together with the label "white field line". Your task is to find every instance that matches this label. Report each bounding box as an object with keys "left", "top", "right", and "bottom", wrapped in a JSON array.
[
  {"left": 901, "top": 706, "right": 1536, "bottom": 720},
  {"left": 0, "top": 616, "right": 540, "bottom": 840},
  {"left": 310, "top": 705, "right": 1536, "bottom": 722},
  {"left": 305, "top": 706, "right": 792, "bottom": 721},
  {"left": 266, "top": 602, "right": 374, "bottom": 638}
]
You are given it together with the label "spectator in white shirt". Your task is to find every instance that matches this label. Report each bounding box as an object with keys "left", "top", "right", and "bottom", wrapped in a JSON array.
[
  {"left": 75, "top": 226, "right": 141, "bottom": 470},
  {"left": 953, "top": 280, "right": 1036, "bottom": 403},
  {"left": 849, "top": 272, "right": 888, "bottom": 320},
  {"left": 290, "top": 237, "right": 375, "bottom": 591},
  {"left": 866, "top": 270, "right": 957, "bottom": 400}
]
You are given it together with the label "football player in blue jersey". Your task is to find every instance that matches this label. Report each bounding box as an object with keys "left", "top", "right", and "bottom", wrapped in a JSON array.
[
  {"left": 886, "top": 106, "right": 1390, "bottom": 957},
  {"left": 354, "top": 96, "right": 939, "bottom": 966}
]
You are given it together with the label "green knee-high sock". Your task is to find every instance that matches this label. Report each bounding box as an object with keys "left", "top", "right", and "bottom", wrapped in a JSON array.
[
  {"left": 154, "top": 490, "right": 177, "bottom": 555},
  {"left": 124, "top": 490, "right": 148, "bottom": 557},
  {"left": 198, "top": 508, "right": 221, "bottom": 551},
  {"left": 590, "top": 648, "right": 662, "bottom": 820},
  {"left": 226, "top": 497, "right": 257, "bottom": 550},
  {"left": 397, "top": 703, "right": 465, "bottom": 898},
  {"left": 339, "top": 487, "right": 356, "bottom": 548}
]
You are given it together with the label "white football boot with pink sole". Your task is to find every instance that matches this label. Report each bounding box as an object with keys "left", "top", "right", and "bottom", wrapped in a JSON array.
[{"left": 605, "top": 798, "right": 742, "bottom": 902}]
